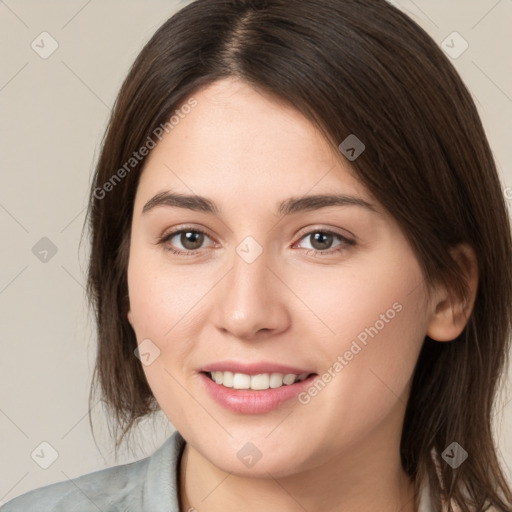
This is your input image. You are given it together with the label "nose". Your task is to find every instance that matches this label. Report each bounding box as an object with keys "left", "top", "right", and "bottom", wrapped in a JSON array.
[{"left": 211, "top": 243, "right": 291, "bottom": 340}]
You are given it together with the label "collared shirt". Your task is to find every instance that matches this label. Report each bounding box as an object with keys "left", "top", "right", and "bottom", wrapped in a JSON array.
[{"left": 0, "top": 430, "right": 448, "bottom": 511}]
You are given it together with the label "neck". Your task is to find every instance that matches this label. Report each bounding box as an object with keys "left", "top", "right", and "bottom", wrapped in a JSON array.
[{"left": 178, "top": 433, "right": 417, "bottom": 512}]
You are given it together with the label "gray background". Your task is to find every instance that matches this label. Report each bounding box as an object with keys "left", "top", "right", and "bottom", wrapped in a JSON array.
[{"left": 1, "top": 0, "right": 511, "bottom": 504}]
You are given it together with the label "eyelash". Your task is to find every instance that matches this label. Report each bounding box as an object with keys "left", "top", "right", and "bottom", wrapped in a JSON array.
[{"left": 157, "top": 226, "right": 355, "bottom": 257}]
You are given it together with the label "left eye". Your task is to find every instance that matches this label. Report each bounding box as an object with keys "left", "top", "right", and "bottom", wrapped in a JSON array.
[{"left": 295, "top": 231, "right": 354, "bottom": 253}]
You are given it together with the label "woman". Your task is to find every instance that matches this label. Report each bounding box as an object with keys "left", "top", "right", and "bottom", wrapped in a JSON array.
[{"left": 3, "top": 0, "right": 511, "bottom": 511}]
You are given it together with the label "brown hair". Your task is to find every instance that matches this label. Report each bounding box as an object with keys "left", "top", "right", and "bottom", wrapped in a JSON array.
[{"left": 84, "top": 0, "right": 512, "bottom": 510}]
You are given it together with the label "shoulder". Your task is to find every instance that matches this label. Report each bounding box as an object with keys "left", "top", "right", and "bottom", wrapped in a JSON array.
[
  {"left": 1, "top": 430, "right": 186, "bottom": 512},
  {"left": 1, "top": 458, "right": 149, "bottom": 512}
]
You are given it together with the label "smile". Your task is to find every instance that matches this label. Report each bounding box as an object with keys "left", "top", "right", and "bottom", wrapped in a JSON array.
[
  {"left": 206, "top": 371, "right": 311, "bottom": 390},
  {"left": 199, "top": 367, "right": 318, "bottom": 414}
]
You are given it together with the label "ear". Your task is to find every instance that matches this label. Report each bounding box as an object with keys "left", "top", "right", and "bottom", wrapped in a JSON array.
[
  {"left": 127, "top": 309, "right": 134, "bottom": 327},
  {"left": 426, "top": 243, "right": 478, "bottom": 342}
]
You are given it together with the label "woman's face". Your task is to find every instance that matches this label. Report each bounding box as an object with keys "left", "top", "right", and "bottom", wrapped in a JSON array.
[{"left": 126, "top": 77, "right": 432, "bottom": 477}]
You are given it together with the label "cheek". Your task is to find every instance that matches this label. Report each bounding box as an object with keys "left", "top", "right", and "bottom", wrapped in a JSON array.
[
  {"left": 316, "top": 295, "right": 425, "bottom": 453},
  {"left": 290, "top": 248, "right": 428, "bottom": 446},
  {"left": 126, "top": 246, "right": 217, "bottom": 405},
  {"left": 127, "top": 246, "right": 211, "bottom": 339},
  {"left": 284, "top": 243, "right": 427, "bottom": 354},
  {"left": 126, "top": 249, "right": 210, "bottom": 429}
]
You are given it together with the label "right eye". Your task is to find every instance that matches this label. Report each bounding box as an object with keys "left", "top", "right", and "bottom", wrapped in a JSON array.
[{"left": 158, "top": 227, "right": 216, "bottom": 256}]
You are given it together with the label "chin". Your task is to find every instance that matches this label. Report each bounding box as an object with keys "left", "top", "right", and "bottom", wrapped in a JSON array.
[{"left": 197, "top": 436, "right": 313, "bottom": 478}]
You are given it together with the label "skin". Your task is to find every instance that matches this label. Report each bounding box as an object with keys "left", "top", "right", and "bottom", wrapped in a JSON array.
[{"left": 126, "top": 77, "right": 478, "bottom": 512}]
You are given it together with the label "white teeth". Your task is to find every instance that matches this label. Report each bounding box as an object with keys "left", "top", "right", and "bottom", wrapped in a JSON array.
[
  {"left": 233, "top": 373, "right": 251, "bottom": 389},
  {"left": 208, "top": 371, "right": 310, "bottom": 390},
  {"left": 283, "top": 373, "right": 296, "bottom": 385},
  {"left": 222, "top": 371, "right": 234, "bottom": 387},
  {"left": 269, "top": 373, "right": 284, "bottom": 388},
  {"left": 250, "top": 373, "right": 270, "bottom": 390}
]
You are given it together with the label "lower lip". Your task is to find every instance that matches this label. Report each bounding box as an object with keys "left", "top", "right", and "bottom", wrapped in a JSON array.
[{"left": 199, "top": 372, "right": 317, "bottom": 414}]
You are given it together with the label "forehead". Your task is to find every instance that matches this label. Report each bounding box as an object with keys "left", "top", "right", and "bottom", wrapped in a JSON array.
[{"left": 135, "top": 78, "right": 373, "bottom": 209}]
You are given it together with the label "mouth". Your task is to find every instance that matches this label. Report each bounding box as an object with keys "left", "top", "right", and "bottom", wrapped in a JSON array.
[
  {"left": 202, "top": 370, "right": 314, "bottom": 390},
  {"left": 198, "top": 364, "right": 318, "bottom": 414}
]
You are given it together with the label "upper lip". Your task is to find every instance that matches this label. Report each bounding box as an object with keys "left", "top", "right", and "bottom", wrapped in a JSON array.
[{"left": 200, "top": 361, "right": 315, "bottom": 376}]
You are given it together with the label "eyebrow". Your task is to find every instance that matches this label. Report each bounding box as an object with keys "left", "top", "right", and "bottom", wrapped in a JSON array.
[{"left": 142, "top": 190, "right": 378, "bottom": 216}]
